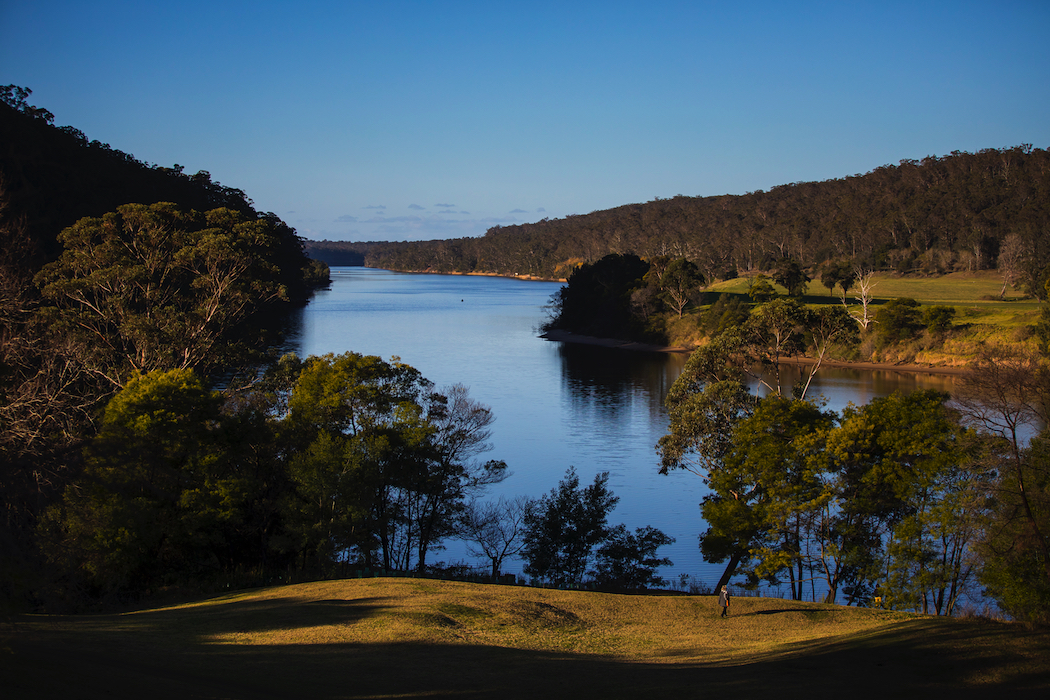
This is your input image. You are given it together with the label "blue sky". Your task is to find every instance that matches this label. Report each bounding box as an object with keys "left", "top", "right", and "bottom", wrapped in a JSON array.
[{"left": 3, "top": 1, "right": 1048, "bottom": 242}]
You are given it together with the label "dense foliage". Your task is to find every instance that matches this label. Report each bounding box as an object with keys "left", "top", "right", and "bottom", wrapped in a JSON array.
[
  {"left": 0, "top": 88, "right": 332, "bottom": 609},
  {"left": 545, "top": 254, "right": 654, "bottom": 340},
  {"left": 35, "top": 203, "right": 306, "bottom": 389},
  {"left": 36, "top": 356, "right": 509, "bottom": 600},
  {"left": 4, "top": 86, "right": 1050, "bottom": 621},
  {"left": 658, "top": 320, "right": 1050, "bottom": 620},
  {"left": 309, "top": 145, "right": 1050, "bottom": 291}
]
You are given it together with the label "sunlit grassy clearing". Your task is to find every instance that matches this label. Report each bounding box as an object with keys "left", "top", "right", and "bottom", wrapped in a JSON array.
[
  {"left": 710, "top": 271, "right": 1037, "bottom": 310},
  {"left": 158, "top": 578, "right": 905, "bottom": 657},
  {"left": 706, "top": 271, "right": 1041, "bottom": 344},
  {"left": 843, "top": 271, "right": 1039, "bottom": 310}
]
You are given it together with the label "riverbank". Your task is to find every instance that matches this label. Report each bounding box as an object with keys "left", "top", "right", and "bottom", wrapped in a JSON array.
[{"left": 542, "top": 328, "right": 970, "bottom": 376}]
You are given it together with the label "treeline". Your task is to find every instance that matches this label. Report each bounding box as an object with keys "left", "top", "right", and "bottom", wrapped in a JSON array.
[
  {"left": 35, "top": 354, "right": 674, "bottom": 604},
  {"left": 551, "top": 251, "right": 1050, "bottom": 620},
  {"left": 544, "top": 254, "right": 707, "bottom": 343},
  {"left": 3, "top": 200, "right": 673, "bottom": 605},
  {"left": 304, "top": 240, "right": 366, "bottom": 267},
  {"left": 309, "top": 145, "right": 1050, "bottom": 290},
  {"left": 543, "top": 252, "right": 965, "bottom": 353},
  {"left": 37, "top": 357, "right": 508, "bottom": 603}
]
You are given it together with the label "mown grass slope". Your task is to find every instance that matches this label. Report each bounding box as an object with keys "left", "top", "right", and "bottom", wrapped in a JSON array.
[{"left": 3, "top": 578, "right": 1048, "bottom": 699}]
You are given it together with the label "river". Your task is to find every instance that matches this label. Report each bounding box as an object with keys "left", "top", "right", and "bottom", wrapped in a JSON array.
[{"left": 285, "top": 267, "right": 958, "bottom": 589}]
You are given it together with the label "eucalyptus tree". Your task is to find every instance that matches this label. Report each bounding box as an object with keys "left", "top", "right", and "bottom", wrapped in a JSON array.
[
  {"left": 412, "top": 383, "right": 508, "bottom": 571},
  {"left": 35, "top": 202, "right": 291, "bottom": 389},
  {"left": 772, "top": 258, "right": 811, "bottom": 297},
  {"left": 799, "top": 305, "right": 859, "bottom": 398},
  {"left": 819, "top": 260, "right": 853, "bottom": 301},
  {"left": 849, "top": 267, "right": 878, "bottom": 330},
  {"left": 742, "top": 298, "right": 809, "bottom": 397},
  {"left": 658, "top": 299, "right": 858, "bottom": 592},
  {"left": 659, "top": 257, "right": 705, "bottom": 318},
  {"left": 820, "top": 391, "right": 980, "bottom": 612},
  {"left": 41, "top": 369, "right": 236, "bottom": 594},
  {"left": 704, "top": 394, "right": 834, "bottom": 598},
  {"left": 657, "top": 333, "right": 758, "bottom": 588},
  {"left": 592, "top": 525, "right": 675, "bottom": 590}
]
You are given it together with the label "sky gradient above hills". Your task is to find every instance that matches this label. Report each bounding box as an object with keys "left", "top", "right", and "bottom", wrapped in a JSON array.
[{"left": 3, "top": 1, "right": 1049, "bottom": 242}]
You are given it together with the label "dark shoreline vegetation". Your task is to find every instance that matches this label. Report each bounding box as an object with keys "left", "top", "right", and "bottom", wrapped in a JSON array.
[{"left": 2, "top": 83, "right": 1049, "bottom": 695}]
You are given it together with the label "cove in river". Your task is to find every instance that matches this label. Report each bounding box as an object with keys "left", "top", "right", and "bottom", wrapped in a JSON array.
[{"left": 284, "top": 267, "right": 959, "bottom": 590}]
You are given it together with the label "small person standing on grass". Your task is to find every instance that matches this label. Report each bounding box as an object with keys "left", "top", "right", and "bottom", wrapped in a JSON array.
[{"left": 719, "top": 585, "right": 730, "bottom": 617}]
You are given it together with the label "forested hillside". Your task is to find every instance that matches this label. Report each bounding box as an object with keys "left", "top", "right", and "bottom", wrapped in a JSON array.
[
  {"left": 309, "top": 145, "right": 1050, "bottom": 290},
  {"left": 0, "top": 88, "right": 333, "bottom": 610},
  {"left": 0, "top": 86, "right": 326, "bottom": 302}
]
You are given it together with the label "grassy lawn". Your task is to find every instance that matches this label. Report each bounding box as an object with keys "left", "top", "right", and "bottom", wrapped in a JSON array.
[
  {"left": 711, "top": 271, "right": 1039, "bottom": 311},
  {"left": 3, "top": 578, "right": 1048, "bottom": 698}
]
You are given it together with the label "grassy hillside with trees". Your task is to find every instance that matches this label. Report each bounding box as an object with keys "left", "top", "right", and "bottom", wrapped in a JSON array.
[
  {"left": 650, "top": 292, "right": 1050, "bottom": 623},
  {"left": 540, "top": 251, "right": 1043, "bottom": 369},
  {"left": 0, "top": 87, "right": 674, "bottom": 616},
  {"left": 3, "top": 85, "right": 1049, "bottom": 640}
]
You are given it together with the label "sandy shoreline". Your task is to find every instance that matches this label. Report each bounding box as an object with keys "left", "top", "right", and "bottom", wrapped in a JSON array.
[{"left": 540, "top": 329, "right": 969, "bottom": 376}]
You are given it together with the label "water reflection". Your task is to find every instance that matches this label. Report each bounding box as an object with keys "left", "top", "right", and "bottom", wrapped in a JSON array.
[
  {"left": 558, "top": 343, "right": 686, "bottom": 421},
  {"left": 555, "top": 341, "right": 959, "bottom": 428},
  {"left": 749, "top": 364, "right": 959, "bottom": 407}
]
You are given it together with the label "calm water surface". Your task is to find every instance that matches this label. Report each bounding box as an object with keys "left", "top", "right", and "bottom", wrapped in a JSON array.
[{"left": 287, "top": 267, "right": 958, "bottom": 588}]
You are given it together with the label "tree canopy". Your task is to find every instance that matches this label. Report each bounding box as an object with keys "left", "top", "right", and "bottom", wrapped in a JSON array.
[
  {"left": 39, "top": 354, "right": 511, "bottom": 598},
  {"left": 35, "top": 203, "right": 298, "bottom": 388}
]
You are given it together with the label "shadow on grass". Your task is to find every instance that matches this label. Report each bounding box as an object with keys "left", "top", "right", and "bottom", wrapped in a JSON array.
[
  {"left": 745, "top": 606, "right": 830, "bottom": 616},
  {"left": 6, "top": 612, "right": 1050, "bottom": 700},
  {"left": 113, "top": 595, "right": 393, "bottom": 637}
]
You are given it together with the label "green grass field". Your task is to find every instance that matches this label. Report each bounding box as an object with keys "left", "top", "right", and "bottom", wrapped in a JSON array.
[{"left": 3, "top": 578, "right": 1048, "bottom": 698}]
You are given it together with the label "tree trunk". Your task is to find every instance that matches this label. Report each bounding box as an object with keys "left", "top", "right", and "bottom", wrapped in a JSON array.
[{"left": 715, "top": 551, "right": 743, "bottom": 590}]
